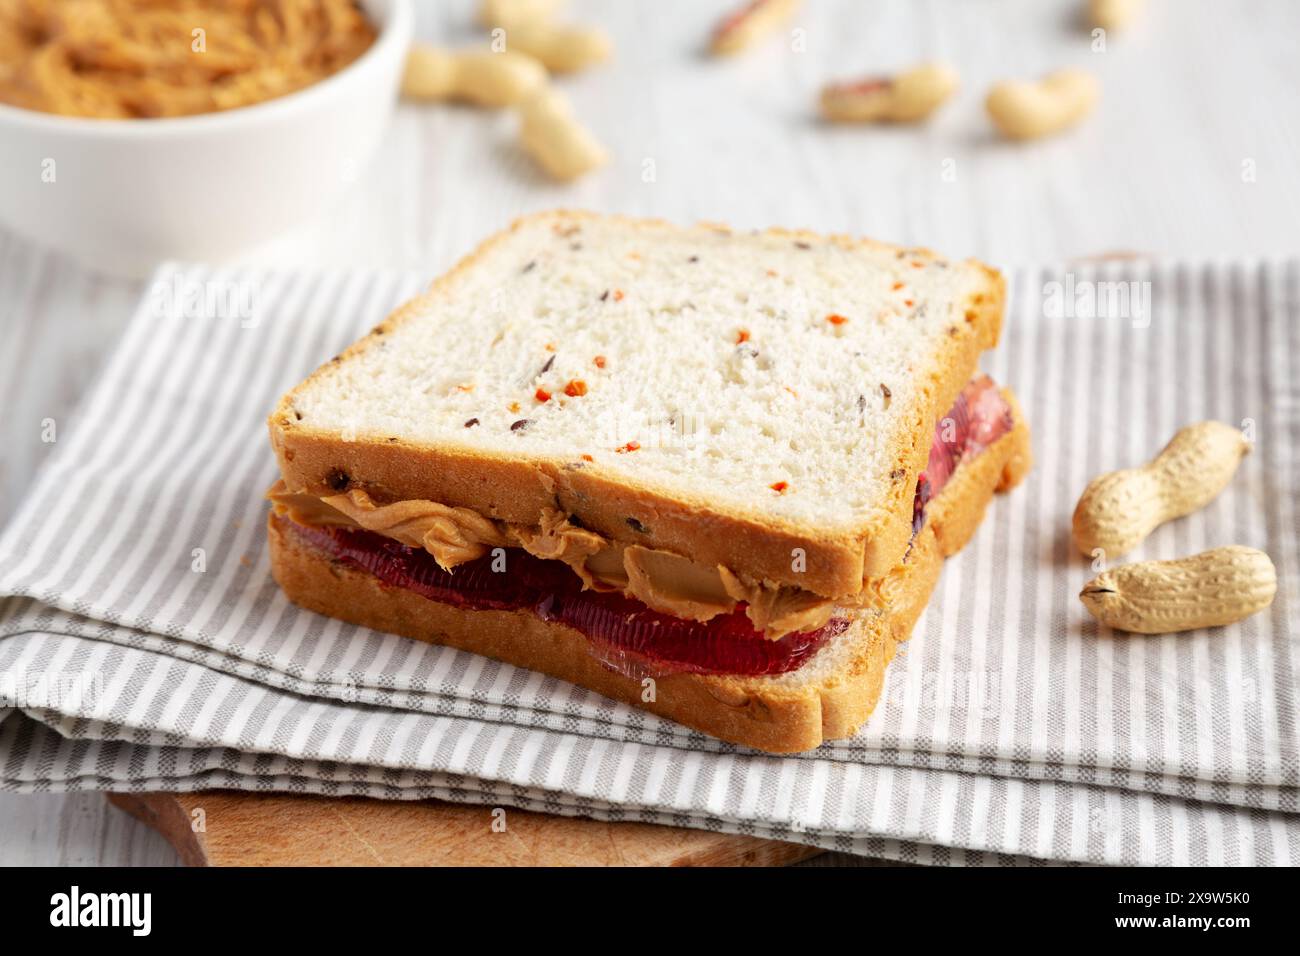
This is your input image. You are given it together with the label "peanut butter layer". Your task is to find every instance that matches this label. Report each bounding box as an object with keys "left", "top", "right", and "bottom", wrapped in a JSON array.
[{"left": 267, "top": 480, "right": 834, "bottom": 639}]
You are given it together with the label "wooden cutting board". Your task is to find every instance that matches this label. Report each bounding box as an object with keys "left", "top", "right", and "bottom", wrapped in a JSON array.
[{"left": 109, "top": 791, "right": 820, "bottom": 867}]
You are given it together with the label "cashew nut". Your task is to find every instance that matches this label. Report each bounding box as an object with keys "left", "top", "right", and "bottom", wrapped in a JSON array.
[
  {"left": 1080, "top": 547, "right": 1276, "bottom": 634},
  {"left": 1089, "top": 0, "right": 1143, "bottom": 31},
  {"left": 985, "top": 68, "right": 1098, "bottom": 140},
  {"left": 1073, "top": 421, "right": 1250, "bottom": 559},
  {"left": 820, "top": 63, "right": 959, "bottom": 124},
  {"left": 401, "top": 44, "right": 547, "bottom": 108},
  {"left": 505, "top": 21, "right": 612, "bottom": 73},
  {"left": 710, "top": 0, "right": 801, "bottom": 57},
  {"left": 518, "top": 88, "right": 607, "bottom": 180},
  {"left": 478, "top": 0, "right": 563, "bottom": 30}
]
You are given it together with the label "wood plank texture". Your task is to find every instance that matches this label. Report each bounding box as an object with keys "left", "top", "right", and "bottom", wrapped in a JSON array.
[{"left": 108, "top": 792, "right": 820, "bottom": 867}]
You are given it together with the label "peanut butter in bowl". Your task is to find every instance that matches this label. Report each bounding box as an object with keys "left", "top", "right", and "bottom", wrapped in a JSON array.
[{"left": 0, "top": 0, "right": 377, "bottom": 119}]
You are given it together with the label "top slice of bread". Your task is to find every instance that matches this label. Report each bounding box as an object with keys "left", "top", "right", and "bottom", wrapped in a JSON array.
[{"left": 269, "top": 211, "right": 1004, "bottom": 599}]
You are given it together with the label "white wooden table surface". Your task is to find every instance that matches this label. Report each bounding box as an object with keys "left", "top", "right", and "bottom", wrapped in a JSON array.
[{"left": 2, "top": 0, "right": 1297, "bottom": 866}]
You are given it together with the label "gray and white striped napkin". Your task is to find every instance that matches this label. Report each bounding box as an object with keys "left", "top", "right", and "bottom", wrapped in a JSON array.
[{"left": 0, "top": 259, "right": 1296, "bottom": 865}]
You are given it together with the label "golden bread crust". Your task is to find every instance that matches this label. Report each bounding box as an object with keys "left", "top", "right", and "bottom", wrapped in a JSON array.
[{"left": 267, "top": 395, "right": 1031, "bottom": 753}]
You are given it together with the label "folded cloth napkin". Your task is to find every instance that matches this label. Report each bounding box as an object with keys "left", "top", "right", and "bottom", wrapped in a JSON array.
[{"left": 0, "top": 260, "right": 1296, "bottom": 865}]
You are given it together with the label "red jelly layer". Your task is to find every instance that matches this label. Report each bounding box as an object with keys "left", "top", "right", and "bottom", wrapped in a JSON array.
[
  {"left": 281, "top": 517, "right": 846, "bottom": 676},
  {"left": 913, "top": 375, "right": 1013, "bottom": 536}
]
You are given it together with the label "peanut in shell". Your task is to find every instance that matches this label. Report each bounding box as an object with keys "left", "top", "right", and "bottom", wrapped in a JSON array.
[
  {"left": 1080, "top": 546, "right": 1276, "bottom": 634},
  {"left": 1072, "top": 421, "right": 1249, "bottom": 559}
]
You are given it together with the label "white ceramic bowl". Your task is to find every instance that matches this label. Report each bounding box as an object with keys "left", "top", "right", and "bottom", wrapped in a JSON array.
[{"left": 0, "top": 0, "right": 411, "bottom": 277}]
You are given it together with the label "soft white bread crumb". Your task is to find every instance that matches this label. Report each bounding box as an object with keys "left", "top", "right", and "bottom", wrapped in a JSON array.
[
  {"left": 287, "top": 214, "right": 992, "bottom": 521},
  {"left": 273, "top": 212, "right": 1003, "bottom": 592}
]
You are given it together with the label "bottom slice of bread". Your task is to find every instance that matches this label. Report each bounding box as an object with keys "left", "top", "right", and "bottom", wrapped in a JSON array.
[{"left": 269, "top": 398, "right": 1031, "bottom": 754}]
